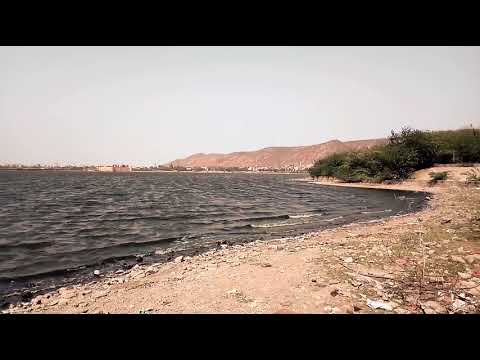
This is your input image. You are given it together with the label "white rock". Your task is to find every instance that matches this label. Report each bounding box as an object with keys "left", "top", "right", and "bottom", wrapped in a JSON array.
[
  {"left": 93, "top": 270, "right": 101, "bottom": 276},
  {"left": 367, "top": 299, "right": 393, "bottom": 311},
  {"left": 452, "top": 299, "right": 467, "bottom": 311},
  {"left": 344, "top": 257, "right": 354, "bottom": 263}
]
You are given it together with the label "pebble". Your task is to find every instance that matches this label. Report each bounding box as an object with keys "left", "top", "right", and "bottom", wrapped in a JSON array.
[
  {"left": 464, "top": 254, "right": 480, "bottom": 264},
  {"left": 421, "top": 301, "right": 447, "bottom": 314},
  {"left": 268, "top": 245, "right": 284, "bottom": 251},
  {"left": 451, "top": 255, "right": 466, "bottom": 264},
  {"left": 343, "top": 257, "right": 354, "bottom": 263},
  {"left": 226, "top": 289, "right": 241, "bottom": 297},
  {"left": 145, "top": 266, "right": 156, "bottom": 275},
  {"left": 451, "top": 298, "right": 467, "bottom": 311},
  {"left": 458, "top": 280, "right": 477, "bottom": 289},
  {"left": 350, "top": 280, "right": 362, "bottom": 287},
  {"left": 467, "top": 287, "right": 480, "bottom": 296},
  {"left": 139, "top": 308, "right": 153, "bottom": 314},
  {"left": 323, "top": 306, "right": 333, "bottom": 313},
  {"left": 93, "top": 291, "right": 108, "bottom": 299},
  {"left": 93, "top": 270, "right": 101, "bottom": 276},
  {"left": 458, "top": 272, "right": 472, "bottom": 280}
]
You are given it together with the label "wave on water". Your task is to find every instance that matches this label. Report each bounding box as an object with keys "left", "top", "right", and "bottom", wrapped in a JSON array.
[
  {"left": 321, "top": 216, "right": 344, "bottom": 222},
  {"left": 361, "top": 209, "right": 392, "bottom": 214},
  {"left": 244, "top": 214, "right": 290, "bottom": 222},
  {"left": 289, "top": 213, "right": 322, "bottom": 219},
  {"left": 251, "top": 221, "right": 305, "bottom": 228}
]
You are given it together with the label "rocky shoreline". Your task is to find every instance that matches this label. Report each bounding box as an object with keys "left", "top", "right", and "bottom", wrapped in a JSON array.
[{"left": 2, "top": 176, "right": 480, "bottom": 314}]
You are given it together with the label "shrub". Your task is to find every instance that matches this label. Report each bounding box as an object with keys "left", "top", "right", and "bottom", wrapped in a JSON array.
[
  {"left": 466, "top": 168, "right": 480, "bottom": 184},
  {"left": 308, "top": 126, "right": 480, "bottom": 183},
  {"left": 428, "top": 171, "right": 448, "bottom": 185},
  {"left": 389, "top": 127, "right": 438, "bottom": 170}
]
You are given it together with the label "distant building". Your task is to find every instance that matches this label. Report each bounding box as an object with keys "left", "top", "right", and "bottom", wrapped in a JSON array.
[
  {"left": 113, "top": 164, "right": 132, "bottom": 172},
  {"left": 96, "top": 164, "right": 132, "bottom": 172},
  {"left": 97, "top": 165, "right": 114, "bottom": 172}
]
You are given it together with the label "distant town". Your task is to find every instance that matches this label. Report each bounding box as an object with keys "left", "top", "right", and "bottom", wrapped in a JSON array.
[{"left": 0, "top": 163, "right": 308, "bottom": 173}]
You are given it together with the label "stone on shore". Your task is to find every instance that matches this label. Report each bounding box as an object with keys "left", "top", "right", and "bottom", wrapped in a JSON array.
[
  {"left": 451, "top": 255, "right": 466, "bottom": 264},
  {"left": 464, "top": 254, "right": 480, "bottom": 265}
]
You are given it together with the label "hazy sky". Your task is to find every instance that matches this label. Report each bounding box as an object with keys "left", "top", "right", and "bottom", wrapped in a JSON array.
[{"left": 1, "top": 46, "right": 479, "bottom": 166}]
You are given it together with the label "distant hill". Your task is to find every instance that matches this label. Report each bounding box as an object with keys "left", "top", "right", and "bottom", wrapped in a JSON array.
[{"left": 166, "top": 138, "right": 387, "bottom": 170}]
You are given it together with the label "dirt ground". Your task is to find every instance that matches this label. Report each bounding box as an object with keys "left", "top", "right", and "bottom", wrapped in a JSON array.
[{"left": 3, "top": 167, "right": 480, "bottom": 314}]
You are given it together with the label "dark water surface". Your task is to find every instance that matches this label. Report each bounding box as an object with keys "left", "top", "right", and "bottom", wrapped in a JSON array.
[{"left": 0, "top": 171, "right": 427, "bottom": 298}]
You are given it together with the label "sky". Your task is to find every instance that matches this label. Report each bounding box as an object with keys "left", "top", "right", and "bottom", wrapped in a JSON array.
[{"left": 1, "top": 46, "right": 479, "bottom": 166}]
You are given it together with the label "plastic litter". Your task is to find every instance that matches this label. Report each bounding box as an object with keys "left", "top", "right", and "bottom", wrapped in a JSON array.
[{"left": 367, "top": 299, "right": 393, "bottom": 311}]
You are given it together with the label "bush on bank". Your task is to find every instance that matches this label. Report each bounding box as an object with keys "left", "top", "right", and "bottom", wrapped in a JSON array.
[{"left": 308, "top": 127, "right": 480, "bottom": 183}]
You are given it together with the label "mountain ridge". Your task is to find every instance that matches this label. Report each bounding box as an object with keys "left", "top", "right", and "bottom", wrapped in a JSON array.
[{"left": 166, "top": 138, "right": 387, "bottom": 170}]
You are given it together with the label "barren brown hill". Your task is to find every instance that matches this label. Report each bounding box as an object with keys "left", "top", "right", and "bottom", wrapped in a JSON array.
[{"left": 167, "top": 138, "right": 387, "bottom": 169}]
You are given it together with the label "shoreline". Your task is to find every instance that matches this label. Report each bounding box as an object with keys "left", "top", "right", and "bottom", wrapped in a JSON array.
[
  {"left": 3, "top": 177, "right": 479, "bottom": 314},
  {"left": 294, "top": 177, "right": 438, "bottom": 193}
]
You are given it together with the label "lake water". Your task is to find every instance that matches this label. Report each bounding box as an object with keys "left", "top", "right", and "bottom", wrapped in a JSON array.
[{"left": 0, "top": 171, "right": 427, "bottom": 298}]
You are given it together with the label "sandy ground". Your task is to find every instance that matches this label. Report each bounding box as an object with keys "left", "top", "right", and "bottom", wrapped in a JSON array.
[{"left": 3, "top": 167, "right": 480, "bottom": 314}]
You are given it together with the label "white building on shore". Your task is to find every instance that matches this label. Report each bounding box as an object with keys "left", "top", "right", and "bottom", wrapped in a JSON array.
[{"left": 96, "top": 165, "right": 132, "bottom": 172}]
